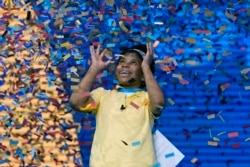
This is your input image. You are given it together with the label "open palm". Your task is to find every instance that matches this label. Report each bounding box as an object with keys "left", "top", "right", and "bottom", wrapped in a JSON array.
[{"left": 89, "top": 45, "right": 111, "bottom": 71}]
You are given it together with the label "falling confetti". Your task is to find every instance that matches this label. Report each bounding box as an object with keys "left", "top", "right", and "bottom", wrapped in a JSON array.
[{"left": 0, "top": 0, "right": 250, "bottom": 167}]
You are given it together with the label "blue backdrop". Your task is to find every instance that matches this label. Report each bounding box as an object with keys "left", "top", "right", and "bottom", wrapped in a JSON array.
[
  {"left": 46, "top": 0, "right": 250, "bottom": 166},
  {"left": 1, "top": 0, "right": 250, "bottom": 166}
]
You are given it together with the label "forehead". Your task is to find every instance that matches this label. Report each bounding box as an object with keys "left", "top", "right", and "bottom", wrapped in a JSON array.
[{"left": 120, "top": 52, "right": 142, "bottom": 61}]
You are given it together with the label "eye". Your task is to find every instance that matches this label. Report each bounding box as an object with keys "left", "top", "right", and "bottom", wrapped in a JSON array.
[
  {"left": 118, "top": 59, "right": 125, "bottom": 64},
  {"left": 130, "top": 60, "right": 138, "bottom": 65}
]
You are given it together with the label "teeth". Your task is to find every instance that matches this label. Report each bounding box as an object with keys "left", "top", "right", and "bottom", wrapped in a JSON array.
[{"left": 120, "top": 71, "right": 129, "bottom": 74}]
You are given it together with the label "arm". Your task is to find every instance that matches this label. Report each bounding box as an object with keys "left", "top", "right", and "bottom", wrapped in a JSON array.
[
  {"left": 141, "top": 43, "right": 165, "bottom": 116},
  {"left": 69, "top": 45, "right": 110, "bottom": 112}
]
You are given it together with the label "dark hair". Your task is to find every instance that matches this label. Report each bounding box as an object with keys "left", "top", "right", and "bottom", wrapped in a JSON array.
[{"left": 119, "top": 44, "right": 155, "bottom": 74}]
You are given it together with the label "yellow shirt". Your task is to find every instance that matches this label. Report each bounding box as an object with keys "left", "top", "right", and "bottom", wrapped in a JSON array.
[{"left": 81, "top": 87, "right": 156, "bottom": 167}]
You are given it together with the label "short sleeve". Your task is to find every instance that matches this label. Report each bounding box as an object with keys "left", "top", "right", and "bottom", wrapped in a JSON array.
[
  {"left": 91, "top": 87, "right": 105, "bottom": 104},
  {"left": 90, "top": 87, "right": 106, "bottom": 114},
  {"left": 78, "top": 87, "right": 105, "bottom": 114}
]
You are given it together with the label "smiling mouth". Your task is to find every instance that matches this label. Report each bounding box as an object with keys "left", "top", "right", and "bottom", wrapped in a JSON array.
[{"left": 119, "top": 71, "right": 131, "bottom": 77}]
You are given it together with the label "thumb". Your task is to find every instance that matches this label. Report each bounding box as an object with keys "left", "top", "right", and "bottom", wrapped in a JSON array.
[{"left": 105, "top": 60, "right": 112, "bottom": 66}]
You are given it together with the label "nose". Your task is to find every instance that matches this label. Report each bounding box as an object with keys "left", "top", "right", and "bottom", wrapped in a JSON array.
[{"left": 121, "top": 62, "right": 130, "bottom": 67}]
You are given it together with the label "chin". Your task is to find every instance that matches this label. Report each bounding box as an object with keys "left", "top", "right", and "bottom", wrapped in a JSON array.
[
  {"left": 119, "top": 82, "right": 130, "bottom": 86},
  {"left": 117, "top": 78, "right": 130, "bottom": 83}
]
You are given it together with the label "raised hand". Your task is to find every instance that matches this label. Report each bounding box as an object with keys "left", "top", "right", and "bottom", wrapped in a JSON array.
[
  {"left": 141, "top": 42, "right": 154, "bottom": 69},
  {"left": 89, "top": 45, "right": 111, "bottom": 72}
]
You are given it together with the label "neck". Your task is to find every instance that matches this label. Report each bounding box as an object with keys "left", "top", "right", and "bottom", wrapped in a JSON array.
[{"left": 117, "top": 86, "right": 145, "bottom": 93}]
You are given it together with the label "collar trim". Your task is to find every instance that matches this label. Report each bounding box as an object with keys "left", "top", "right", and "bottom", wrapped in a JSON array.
[{"left": 116, "top": 85, "right": 145, "bottom": 93}]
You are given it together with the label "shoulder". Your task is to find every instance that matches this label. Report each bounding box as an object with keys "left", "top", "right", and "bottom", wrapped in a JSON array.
[
  {"left": 136, "top": 90, "right": 149, "bottom": 96},
  {"left": 91, "top": 87, "right": 112, "bottom": 92},
  {"left": 91, "top": 87, "right": 116, "bottom": 96}
]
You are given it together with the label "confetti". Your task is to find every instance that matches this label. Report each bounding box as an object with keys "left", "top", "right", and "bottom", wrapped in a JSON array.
[
  {"left": 130, "top": 101, "right": 140, "bottom": 109},
  {"left": 186, "top": 37, "right": 196, "bottom": 44},
  {"left": 0, "top": 2, "right": 82, "bottom": 166},
  {"left": 218, "top": 115, "right": 225, "bottom": 123},
  {"left": 207, "top": 114, "right": 215, "bottom": 119},
  {"left": 153, "top": 40, "right": 160, "bottom": 48},
  {"left": 244, "top": 86, "right": 250, "bottom": 90},
  {"left": 225, "top": 10, "right": 237, "bottom": 21},
  {"left": 245, "top": 138, "right": 250, "bottom": 141},
  {"left": 231, "top": 143, "right": 240, "bottom": 148},
  {"left": 208, "top": 141, "right": 218, "bottom": 147},
  {"left": 165, "top": 152, "right": 175, "bottom": 158},
  {"left": 228, "top": 132, "right": 239, "bottom": 138},
  {"left": 213, "top": 137, "right": 220, "bottom": 141},
  {"left": 218, "top": 131, "right": 227, "bottom": 136},
  {"left": 0, "top": 159, "right": 10, "bottom": 165},
  {"left": 191, "top": 157, "right": 198, "bottom": 163},
  {"left": 167, "top": 98, "right": 175, "bottom": 105},
  {"left": 1, "top": 0, "right": 250, "bottom": 166},
  {"left": 208, "top": 128, "right": 212, "bottom": 138},
  {"left": 131, "top": 140, "right": 141, "bottom": 147},
  {"left": 241, "top": 68, "right": 250, "bottom": 74},
  {"left": 152, "top": 163, "right": 160, "bottom": 167}
]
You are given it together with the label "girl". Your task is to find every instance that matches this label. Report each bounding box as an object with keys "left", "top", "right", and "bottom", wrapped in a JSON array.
[{"left": 70, "top": 42, "right": 165, "bottom": 167}]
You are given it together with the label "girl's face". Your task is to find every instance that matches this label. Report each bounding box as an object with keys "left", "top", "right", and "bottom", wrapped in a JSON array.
[{"left": 115, "top": 52, "right": 144, "bottom": 88}]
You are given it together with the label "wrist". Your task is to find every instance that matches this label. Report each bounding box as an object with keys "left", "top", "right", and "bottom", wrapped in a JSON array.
[
  {"left": 141, "top": 64, "right": 151, "bottom": 71},
  {"left": 89, "top": 65, "right": 101, "bottom": 74}
]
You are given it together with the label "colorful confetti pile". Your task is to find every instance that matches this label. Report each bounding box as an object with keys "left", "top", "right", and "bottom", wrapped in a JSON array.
[
  {"left": 0, "top": 0, "right": 250, "bottom": 167},
  {"left": 0, "top": 1, "right": 82, "bottom": 166}
]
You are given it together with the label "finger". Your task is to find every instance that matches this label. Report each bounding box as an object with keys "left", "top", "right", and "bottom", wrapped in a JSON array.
[
  {"left": 90, "top": 45, "right": 94, "bottom": 56},
  {"left": 96, "top": 44, "right": 101, "bottom": 55},
  {"left": 148, "top": 42, "right": 153, "bottom": 54},
  {"left": 95, "top": 48, "right": 104, "bottom": 62},
  {"left": 146, "top": 43, "right": 149, "bottom": 54},
  {"left": 90, "top": 45, "right": 98, "bottom": 61},
  {"left": 100, "top": 49, "right": 107, "bottom": 59},
  {"left": 146, "top": 42, "right": 152, "bottom": 55},
  {"left": 150, "top": 42, "right": 154, "bottom": 54},
  {"left": 105, "top": 60, "right": 111, "bottom": 66}
]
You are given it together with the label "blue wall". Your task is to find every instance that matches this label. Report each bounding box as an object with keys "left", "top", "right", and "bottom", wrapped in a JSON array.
[
  {"left": 47, "top": 0, "right": 250, "bottom": 166},
  {"left": 66, "top": 1, "right": 249, "bottom": 167},
  {"left": 1, "top": 0, "right": 250, "bottom": 166}
]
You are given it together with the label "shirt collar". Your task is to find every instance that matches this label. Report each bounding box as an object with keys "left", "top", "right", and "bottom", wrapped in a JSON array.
[{"left": 116, "top": 85, "right": 146, "bottom": 93}]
